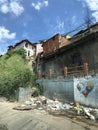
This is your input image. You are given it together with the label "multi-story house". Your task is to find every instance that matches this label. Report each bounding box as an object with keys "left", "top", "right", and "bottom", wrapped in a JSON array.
[{"left": 14, "top": 39, "right": 36, "bottom": 59}]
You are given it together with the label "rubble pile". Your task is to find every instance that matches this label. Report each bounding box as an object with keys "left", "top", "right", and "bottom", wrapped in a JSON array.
[{"left": 13, "top": 96, "right": 98, "bottom": 121}]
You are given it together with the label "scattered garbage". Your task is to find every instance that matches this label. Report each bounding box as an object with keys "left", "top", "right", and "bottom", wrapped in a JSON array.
[
  {"left": 83, "top": 108, "right": 95, "bottom": 120},
  {"left": 13, "top": 96, "right": 98, "bottom": 121}
]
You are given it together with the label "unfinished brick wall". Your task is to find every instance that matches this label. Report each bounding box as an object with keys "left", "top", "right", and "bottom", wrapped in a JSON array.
[
  {"left": 42, "top": 34, "right": 68, "bottom": 55},
  {"left": 37, "top": 37, "right": 98, "bottom": 78}
]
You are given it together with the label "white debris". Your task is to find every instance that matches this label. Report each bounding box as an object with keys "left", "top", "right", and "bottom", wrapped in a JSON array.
[
  {"left": 25, "top": 101, "right": 32, "bottom": 105},
  {"left": 83, "top": 108, "right": 95, "bottom": 120},
  {"left": 90, "top": 115, "right": 95, "bottom": 120},
  {"left": 38, "top": 107, "right": 43, "bottom": 110},
  {"left": 18, "top": 96, "right": 98, "bottom": 121}
]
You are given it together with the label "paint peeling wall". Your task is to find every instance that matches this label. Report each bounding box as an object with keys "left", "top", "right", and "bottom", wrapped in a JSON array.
[{"left": 74, "top": 76, "right": 98, "bottom": 107}]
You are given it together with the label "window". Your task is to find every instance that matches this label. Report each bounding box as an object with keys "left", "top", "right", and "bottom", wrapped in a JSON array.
[
  {"left": 25, "top": 43, "right": 28, "bottom": 48},
  {"left": 72, "top": 53, "right": 82, "bottom": 65},
  {"left": 52, "top": 36, "right": 55, "bottom": 40},
  {"left": 28, "top": 50, "right": 30, "bottom": 56}
]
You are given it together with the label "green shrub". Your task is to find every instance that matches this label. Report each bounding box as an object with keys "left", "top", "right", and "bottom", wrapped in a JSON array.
[
  {"left": 0, "top": 49, "right": 34, "bottom": 100},
  {"left": 31, "top": 83, "right": 43, "bottom": 97}
]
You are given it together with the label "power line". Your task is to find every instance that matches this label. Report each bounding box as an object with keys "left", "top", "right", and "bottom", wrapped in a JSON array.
[{"left": 62, "top": 17, "right": 96, "bottom": 36}]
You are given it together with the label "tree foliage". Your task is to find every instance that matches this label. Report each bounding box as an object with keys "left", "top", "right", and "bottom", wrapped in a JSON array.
[{"left": 0, "top": 49, "right": 34, "bottom": 99}]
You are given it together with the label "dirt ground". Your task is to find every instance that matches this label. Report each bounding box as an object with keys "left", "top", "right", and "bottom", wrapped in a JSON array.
[{"left": 0, "top": 102, "right": 98, "bottom": 130}]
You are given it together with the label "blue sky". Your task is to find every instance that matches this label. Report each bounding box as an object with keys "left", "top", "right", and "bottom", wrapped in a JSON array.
[{"left": 0, "top": 0, "right": 98, "bottom": 54}]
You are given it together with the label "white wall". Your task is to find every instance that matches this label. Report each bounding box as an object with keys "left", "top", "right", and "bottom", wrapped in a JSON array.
[
  {"left": 15, "top": 41, "right": 35, "bottom": 57},
  {"left": 36, "top": 43, "right": 43, "bottom": 56},
  {"left": 24, "top": 44, "right": 35, "bottom": 57}
]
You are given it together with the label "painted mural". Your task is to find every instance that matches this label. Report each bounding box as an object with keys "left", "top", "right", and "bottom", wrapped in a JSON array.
[
  {"left": 37, "top": 77, "right": 98, "bottom": 107},
  {"left": 77, "top": 82, "right": 94, "bottom": 97}
]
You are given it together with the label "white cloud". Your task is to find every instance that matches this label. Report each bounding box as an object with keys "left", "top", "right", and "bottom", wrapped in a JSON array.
[
  {"left": 0, "top": 4, "right": 9, "bottom": 14},
  {"left": 58, "top": 22, "right": 64, "bottom": 30},
  {"left": 85, "top": 0, "right": 98, "bottom": 11},
  {"left": 72, "top": 16, "right": 76, "bottom": 24},
  {"left": 0, "top": 0, "right": 24, "bottom": 16},
  {"left": 92, "top": 11, "right": 98, "bottom": 21},
  {"left": 32, "top": 2, "right": 41, "bottom": 11},
  {"left": 55, "top": 17, "right": 65, "bottom": 33},
  {"left": 0, "top": 26, "right": 16, "bottom": 42},
  {"left": 0, "top": 0, "right": 7, "bottom": 4},
  {"left": 49, "top": 17, "right": 65, "bottom": 35},
  {"left": 32, "top": 0, "right": 48, "bottom": 11},
  {"left": 10, "top": 1, "right": 24, "bottom": 16},
  {"left": 44, "top": 0, "right": 48, "bottom": 7},
  {"left": 82, "top": 0, "right": 98, "bottom": 21}
]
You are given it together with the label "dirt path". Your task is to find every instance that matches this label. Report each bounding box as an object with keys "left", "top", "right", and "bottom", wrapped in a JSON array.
[{"left": 0, "top": 102, "right": 98, "bottom": 130}]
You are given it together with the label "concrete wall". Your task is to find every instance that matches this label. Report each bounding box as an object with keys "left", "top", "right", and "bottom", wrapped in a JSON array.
[
  {"left": 37, "top": 78, "right": 74, "bottom": 102},
  {"left": 18, "top": 87, "right": 32, "bottom": 103},
  {"left": 37, "top": 76, "right": 98, "bottom": 107},
  {"left": 74, "top": 76, "right": 98, "bottom": 107}
]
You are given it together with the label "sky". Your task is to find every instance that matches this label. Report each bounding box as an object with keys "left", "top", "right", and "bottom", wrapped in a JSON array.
[{"left": 0, "top": 0, "right": 98, "bottom": 55}]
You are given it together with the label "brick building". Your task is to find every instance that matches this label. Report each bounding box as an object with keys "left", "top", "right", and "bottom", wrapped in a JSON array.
[{"left": 36, "top": 22, "right": 98, "bottom": 78}]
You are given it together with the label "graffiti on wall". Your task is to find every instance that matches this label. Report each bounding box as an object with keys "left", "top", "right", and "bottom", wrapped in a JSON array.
[{"left": 77, "top": 82, "right": 94, "bottom": 97}]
